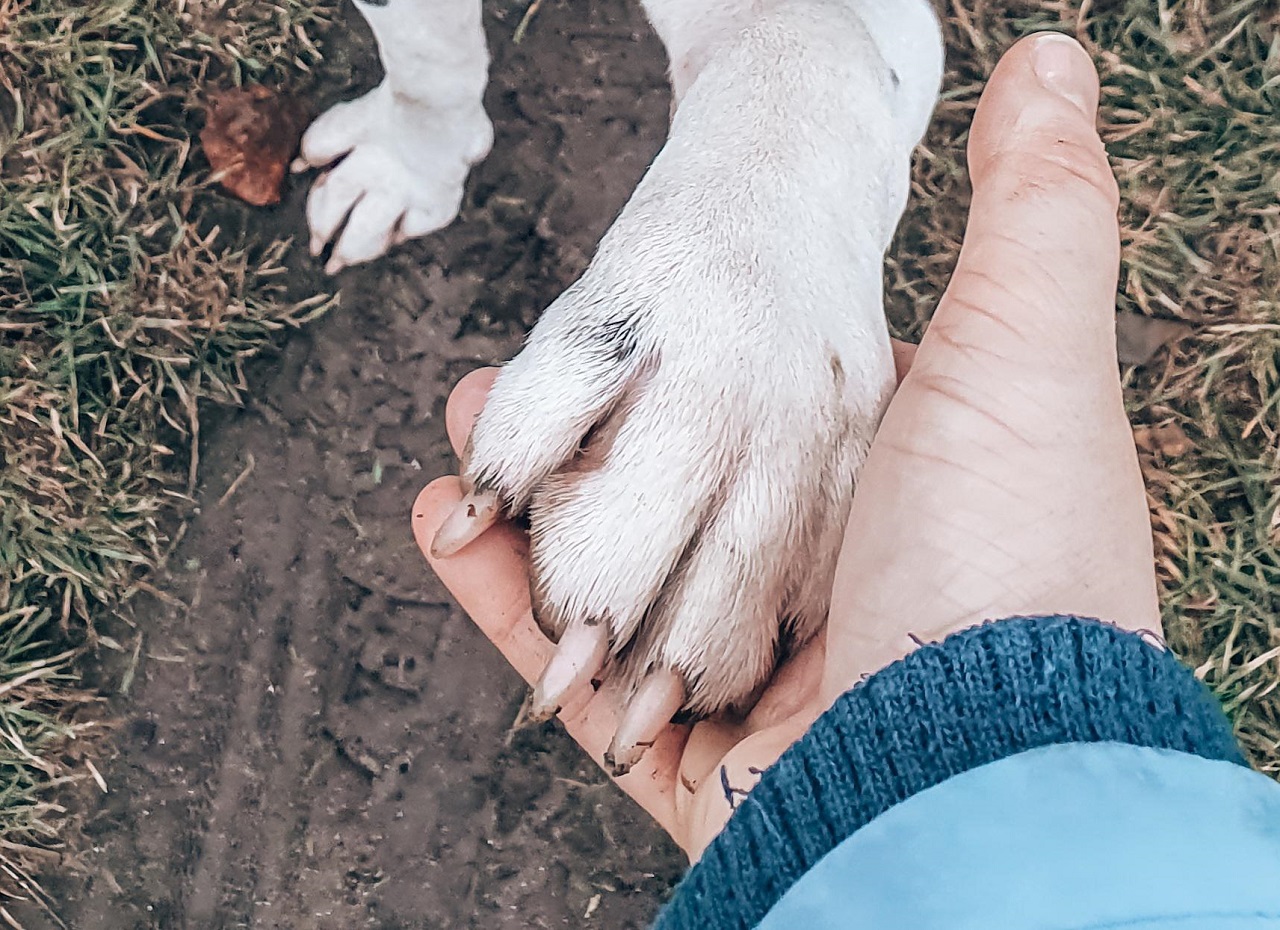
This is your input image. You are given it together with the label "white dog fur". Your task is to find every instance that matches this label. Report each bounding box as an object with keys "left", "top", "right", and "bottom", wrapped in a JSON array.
[{"left": 298, "top": 0, "right": 944, "bottom": 772}]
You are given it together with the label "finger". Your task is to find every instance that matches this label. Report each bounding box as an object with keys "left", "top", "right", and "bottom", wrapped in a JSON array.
[
  {"left": 677, "top": 719, "right": 743, "bottom": 799},
  {"left": 413, "top": 479, "right": 688, "bottom": 839},
  {"left": 445, "top": 367, "right": 499, "bottom": 456},
  {"left": 920, "top": 32, "right": 1120, "bottom": 376},
  {"left": 825, "top": 34, "right": 1158, "bottom": 698},
  {"left": 430, "top": 368, "right": 503, "bottom": 556},
  {"left": 557, "top": 674, "right": 688, "bottom": 847},
  {"left": 742, "top": 637, "right": 825, "bottom": 734},
  {"left": 413, "top": 478, "right": 547, "bottom": 682},
  {"left": 682, "top": 721, "right": 814, "bottom": 863},
  {"left": 890, "top": 338, "right": 918, "bottom": 382},
  {"left": 673, "top": 639, "right": 826, "bottom": 856}
]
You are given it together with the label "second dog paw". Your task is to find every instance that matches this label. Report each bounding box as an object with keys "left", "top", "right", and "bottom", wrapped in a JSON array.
[{"left": 295, "top": 82, "right": 493, "bottom": 272}]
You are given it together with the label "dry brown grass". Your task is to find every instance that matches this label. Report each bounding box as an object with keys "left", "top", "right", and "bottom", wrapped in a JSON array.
[{"left": 0, "top": 0, "right": 336, "bottom": 907}]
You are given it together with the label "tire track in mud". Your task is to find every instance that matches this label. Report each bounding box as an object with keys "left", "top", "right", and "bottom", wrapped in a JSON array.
[
  {"left": 185, "top": 435, "right": 332, "bottom": 925},
  {"left": 21, "top": 2, "right": 688, "bottom": 927}
]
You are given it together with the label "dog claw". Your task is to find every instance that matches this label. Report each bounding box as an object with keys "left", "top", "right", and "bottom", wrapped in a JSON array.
[
  {"left": 430, "top": 489, "right": 501, "bottom": 558},
  {"left": 528, "top": 618, "right": 610, "bottom": 722},
  {"left": 604, "top": 667, "right": 686, "bottom": 777}
]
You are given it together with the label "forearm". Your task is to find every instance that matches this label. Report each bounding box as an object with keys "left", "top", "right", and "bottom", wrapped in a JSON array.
[{"left": 657, "top": 615, "right": 1257, "bottom": 929}]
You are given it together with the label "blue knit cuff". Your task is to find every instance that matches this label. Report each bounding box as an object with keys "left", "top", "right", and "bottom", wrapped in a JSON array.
[{"left": 655, "top": 615, "right": 1244, "bottom": 930}]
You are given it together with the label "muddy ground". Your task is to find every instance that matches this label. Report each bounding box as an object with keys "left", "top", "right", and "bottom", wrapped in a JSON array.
[{"left": 18, "top": 2, "right": 688, "bottom": 927}]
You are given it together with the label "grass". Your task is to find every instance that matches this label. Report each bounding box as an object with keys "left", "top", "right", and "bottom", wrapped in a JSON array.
[
  {"left": 0, "top": 0, "right": 1276, "bottom": 915},
  {"left": 0, "top": 0, "right": 335, "bottom": 906},
  {"left": 889, "top": 0, "right": 1280, "bottom": 771}
]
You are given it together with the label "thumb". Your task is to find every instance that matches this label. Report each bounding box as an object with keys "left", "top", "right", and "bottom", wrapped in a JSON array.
[
  {"left": 921, "top": 32, "right": 1120, "bottom": 377},
  {"left": 822, "top": 33, "right": 1158, "bottom": 698}
]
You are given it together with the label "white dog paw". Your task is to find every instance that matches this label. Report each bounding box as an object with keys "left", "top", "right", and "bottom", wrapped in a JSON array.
[
  {"left": 431, "top": 0, "right": 938, "bottom": 774},
  {"left": 295, "top": 82, "right": 493, "bottom": 273},
  {"left": 433, "top": 155, "right": 897, "bottom": 775}
]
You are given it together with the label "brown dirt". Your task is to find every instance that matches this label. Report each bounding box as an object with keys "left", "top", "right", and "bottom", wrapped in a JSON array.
[{"left": 14, "top": 2, "right": 687, "bottom": 927}]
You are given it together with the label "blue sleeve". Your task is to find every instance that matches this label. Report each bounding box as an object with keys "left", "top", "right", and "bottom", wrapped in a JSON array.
[
  {"left": 760, "top": 742, "right": 1280, "bottom": 929},
  {"left": 655, "top": 615, "right": 1258, "bottom": 930}
]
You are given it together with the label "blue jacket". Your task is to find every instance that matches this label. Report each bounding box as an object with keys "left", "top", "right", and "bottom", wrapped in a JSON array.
[{"left": 656, "top": 616, "right": 1280, "bottom": 929}]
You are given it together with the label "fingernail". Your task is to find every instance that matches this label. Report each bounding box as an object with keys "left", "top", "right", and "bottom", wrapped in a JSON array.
[{"left": 1031, "top": 33, "right": 1097, "bottom": 118}]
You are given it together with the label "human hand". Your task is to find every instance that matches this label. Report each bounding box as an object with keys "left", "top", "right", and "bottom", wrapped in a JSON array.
[{"left": 412, "top": 32, "right": 1161, "bottom": 862}]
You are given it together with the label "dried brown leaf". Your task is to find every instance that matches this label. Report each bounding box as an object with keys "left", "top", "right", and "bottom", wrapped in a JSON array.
[
  {"left": 199, "top": 86, "right": 310, "bottom": 207},
  {"left": 1115, "top": 311, "right": 1192, "bottom": 366},
  {"left": 1134, "top": 422, "right": 1194, "bottom": 459}
]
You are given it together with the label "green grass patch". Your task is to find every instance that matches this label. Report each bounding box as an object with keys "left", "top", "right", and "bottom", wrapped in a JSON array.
[
  {"left": 0, "top": 0, "right": 336, "bottom": 900},
  {"left": 890, "top": 0, "right": 1280, "bottom": 770}
]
